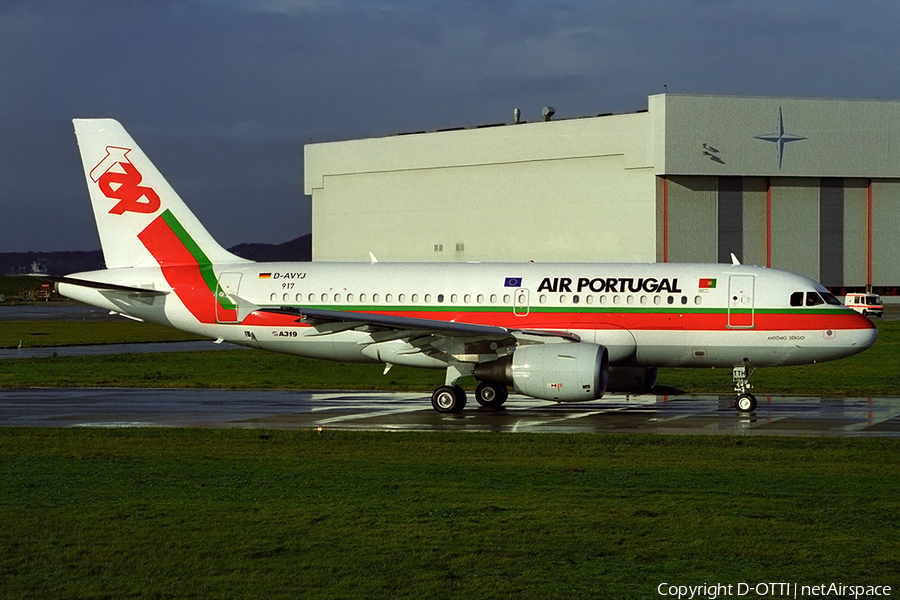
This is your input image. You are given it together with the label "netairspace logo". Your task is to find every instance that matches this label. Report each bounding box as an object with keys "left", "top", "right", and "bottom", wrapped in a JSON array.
[{"left": 657, "top": 582, "right": 892, "bottom": 599}]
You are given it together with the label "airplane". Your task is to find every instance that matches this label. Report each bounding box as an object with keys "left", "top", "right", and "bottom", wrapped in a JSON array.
[{"left": 49, "top": 119, "right": 878, "bottom": 414}]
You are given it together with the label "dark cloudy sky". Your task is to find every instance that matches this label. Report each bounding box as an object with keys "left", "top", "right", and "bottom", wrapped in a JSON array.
[{"left": 2, "top": 0, "right": 899, "bottom": 252}]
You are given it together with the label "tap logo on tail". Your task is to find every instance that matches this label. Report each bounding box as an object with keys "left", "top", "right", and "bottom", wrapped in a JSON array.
[{"left": 90, "top": 146, "right": 161, "bottom": 215}]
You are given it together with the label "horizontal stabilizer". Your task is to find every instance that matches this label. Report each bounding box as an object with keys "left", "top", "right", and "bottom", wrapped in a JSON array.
[{"left": 33, "top": 274, "right": 169, "bottom": 297}]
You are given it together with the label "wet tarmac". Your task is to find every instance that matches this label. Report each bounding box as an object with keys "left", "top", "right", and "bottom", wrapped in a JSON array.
[{"left": 2, "top": 388, "right": 900, "bottom": 437}]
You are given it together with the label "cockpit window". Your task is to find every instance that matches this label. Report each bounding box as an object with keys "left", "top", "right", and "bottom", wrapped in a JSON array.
[
  {"left": 820, "top": 292, "right": 842, "bottom": 306},
  {"left": 805, "top": 292, "right": 825, "bottom": 307},
  {"left": 792, "top": 290, "right": 840, "bottom": 307}
]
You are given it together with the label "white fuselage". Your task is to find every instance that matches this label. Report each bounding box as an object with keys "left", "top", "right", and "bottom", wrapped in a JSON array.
[{"left": 58, "top": 260, "right": 878, "bottom": 371}]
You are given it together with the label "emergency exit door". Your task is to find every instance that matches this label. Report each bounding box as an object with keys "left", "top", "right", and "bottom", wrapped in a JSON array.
[{"left": 215, "top": 272, "right": 242, "bottom": 323}]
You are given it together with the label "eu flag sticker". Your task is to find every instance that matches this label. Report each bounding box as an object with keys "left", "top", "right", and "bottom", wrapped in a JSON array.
[{"left": 504, "top": 277, "right": 522, "bottom": 287}]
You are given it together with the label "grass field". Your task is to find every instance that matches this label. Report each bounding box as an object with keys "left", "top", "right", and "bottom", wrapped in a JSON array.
[
  {"left": 1, "top": 319, "right": 200, "bottom": 348},
  {"left": 2, "top": 319, "right": 898, "bottom": 396},
  {"left": 1, "top": 312, "right": 898, "bottom": 598},
  {"left": 1, "top": 429, "right": 898, "bottom": 599},
  {"left": 0, "top": 275, "right": 43, "bottom": 298}
]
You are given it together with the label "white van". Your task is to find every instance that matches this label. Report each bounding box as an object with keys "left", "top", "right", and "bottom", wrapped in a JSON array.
[{"left": 844, "top": 293, "right": 883, "bottom": 317}]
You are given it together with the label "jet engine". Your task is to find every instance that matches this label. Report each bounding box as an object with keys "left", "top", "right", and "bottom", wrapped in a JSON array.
[
  {"left": 474, "top": 342, "right": 609, "bottom": 402},
  {"left": 605, "top": 367, "right": 658, "bottom": 394}
]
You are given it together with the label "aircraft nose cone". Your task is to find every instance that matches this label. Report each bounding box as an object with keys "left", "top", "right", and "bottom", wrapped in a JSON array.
[{"left": 847, "top": 313, "right": 878, "bottom": 350}]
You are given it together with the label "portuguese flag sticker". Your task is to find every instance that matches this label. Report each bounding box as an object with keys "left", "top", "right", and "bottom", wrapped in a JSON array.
[{"left": 699, "top": 278, "right": 717, "bottom": 289}]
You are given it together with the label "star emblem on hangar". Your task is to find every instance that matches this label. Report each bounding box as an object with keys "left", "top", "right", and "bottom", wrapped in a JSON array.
[{"left": 754, "top": 107, "right": 807, "bottom": 169}]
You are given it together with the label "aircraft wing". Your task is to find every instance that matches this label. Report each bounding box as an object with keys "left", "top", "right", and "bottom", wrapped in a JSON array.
[
  {"left": 259, "top": 306, "right": 581, "bottom": 344},
  {"left": 259, "top": 306, "right": 510, "bottom": 337}
]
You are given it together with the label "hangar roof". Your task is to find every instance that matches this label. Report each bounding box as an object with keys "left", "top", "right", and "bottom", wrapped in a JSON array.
[{"left": 304, "top": 93, "right": 900, "bottom": 194}]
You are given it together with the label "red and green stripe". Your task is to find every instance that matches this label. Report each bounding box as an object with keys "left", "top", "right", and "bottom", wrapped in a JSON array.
[
  {"left": 137, "top": 209, "right": 236, "bottom": 323},
  {"left": 241, "top": 304, "right": 872, "bottom": 333}
]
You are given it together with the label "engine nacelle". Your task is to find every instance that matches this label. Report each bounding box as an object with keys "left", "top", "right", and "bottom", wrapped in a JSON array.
[
  {"left": 605, "top": 367, "right": 658, "bottom": 394},
  {"left": 474, "top": 343, "right": 609, "bottom": 402}
]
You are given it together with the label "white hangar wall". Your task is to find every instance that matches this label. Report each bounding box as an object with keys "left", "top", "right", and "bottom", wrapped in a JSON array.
[
  {"left": 305, "top": 94, "right": 900, "bottom": 291},
  {"left": 305, "top": 108, "right": 662, "bottom": 263}
]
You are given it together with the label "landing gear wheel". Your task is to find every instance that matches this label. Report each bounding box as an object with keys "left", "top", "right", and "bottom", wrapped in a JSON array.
[
  {"left": 736, "top": 393, "right": 757, "bottom": 413},
  {"left": 475, "top": 382, "right": 509, "bottom": 408},
  {"left": 431, "top": 385, "right": 467, "bottom": 413}
]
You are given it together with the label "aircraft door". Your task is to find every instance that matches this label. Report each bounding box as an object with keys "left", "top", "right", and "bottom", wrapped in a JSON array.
[
  {"left": 513, "top": 288, "right": 530, "bottom": 317},
  {"left": 215, "top": 272, "right": 242, "bottom": 323},
  {"left": 727, "top": 275, "right": 755, "bottom": 328}
]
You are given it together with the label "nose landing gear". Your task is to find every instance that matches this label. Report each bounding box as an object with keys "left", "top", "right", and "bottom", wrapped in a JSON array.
[{"left": 733, "top": 364, "right": 757, "bottom": 413}]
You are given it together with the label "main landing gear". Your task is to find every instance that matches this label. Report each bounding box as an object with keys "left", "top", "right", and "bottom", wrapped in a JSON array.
[
  {"left": 430, "top": 382, "right": 509, "bottom": 413},
  {"left": 431, "top": 385, "right": 467, "bottom": 413},
  {"left": 732, "top": 364, "right": 757, "bottom": 413}
]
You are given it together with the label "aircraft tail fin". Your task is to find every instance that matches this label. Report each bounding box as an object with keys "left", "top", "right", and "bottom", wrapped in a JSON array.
[{"left": 73, "top": 119, "right": 248, "bottom": 269}]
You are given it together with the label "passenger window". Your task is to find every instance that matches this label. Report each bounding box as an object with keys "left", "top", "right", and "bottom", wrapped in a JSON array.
[
  {"left": 464, "top": 294, "right": 471, "bottom": 303},
  {"left": 359, "top": 293, "right": 367, "bottom": 303},
  {"left": 667, "top": 296, "right": 674, "bottom": 305},
  {"left": 599, "top": 295, "right": 608, "bottom": 305},
  {"left": 613, "top": 295, "right": 621, "bottom": 305},
  {"left": 806, "top": 292, "right": 825, "bottom": 306},
  {"left": 626, "top": 295, "right": 635, "bottom": 305},
  {"left": 586, "top": 295, "right": 593, "bottom": 305},
  {"left": 283, "top": 293, "right": 290, "bottom": 302},
  {"left": 560, "top": 295, "right": 567, "bottom": 304},
  {"left": 476, "top": 294, "right": 484, "bottom": 303},
  {"left": 320, "top": 293, "right": 328, "bottom": 302},
  {"left": 424, "top": 294, "right": 432, "bottom": 303},
  {"left": 411, "top": 294, "right": 418, "bottom": 303},
  {"left": 308, "top": 293, "right": 316, "bottom": 302},
  {"left": 373, "top": 293, "right": 380, "bottom": 303},
  {"left": 295, "top": 293, "right": 302, "bottom": 303},
  {"left": 398, "top": 294, "right": 405, "bottom": 303},
  {"left": 333, "top": 293, "right": 341, "bottom": 302},
  {"left": 503, "top": 294, "right": 511, "bottom": 304},
  {"left": 790, "top": 292, "right": 803, "bottom": 307},
  {"left": 347, "top": 293, "right": 354, "bottom": 303},
  {"left": 653, "top": 296, "right": 661, "bottom": 305},
  {"left": 681, "top": 296, "right": 688, "bottom": 305},
  {"left": 640, "top": 295, "right": 648, "bottom": 305},
  {"left": 572, "top": 295, "right": 580, "bottom": 304},
  {"left": 694, "top": 296, "right": 702, "bottom": 305},
  {"left": 539, "top": 294, "right": 547, "bottom": 304},
  {"left": 490, "top": 294, "right": 498, "bottom": 304},
  {"left": 437, "top": 294, "right": 444, "bottom": 303},
  {"left": 270, "top": 293, "right": 277, "bottom": 302},
  {"left": 451, "top": 294, "right": 458, "bottom": 303}
]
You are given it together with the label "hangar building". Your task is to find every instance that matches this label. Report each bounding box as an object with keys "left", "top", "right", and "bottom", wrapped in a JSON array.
[{"left": 304, "top": 94, "right": 900, "bottom": 294}]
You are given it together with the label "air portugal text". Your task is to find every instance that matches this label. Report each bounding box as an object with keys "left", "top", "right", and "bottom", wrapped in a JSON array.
[{"left": 537, "top": 276, "right": 683, "bottom": 294}]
